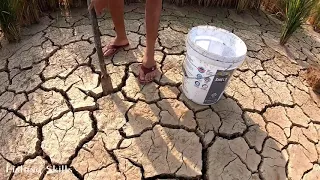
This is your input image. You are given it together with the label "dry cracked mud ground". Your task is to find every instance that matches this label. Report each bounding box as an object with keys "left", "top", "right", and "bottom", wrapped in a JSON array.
[{"left": 1, "top": 2, "right": 320, "bottom": 180}]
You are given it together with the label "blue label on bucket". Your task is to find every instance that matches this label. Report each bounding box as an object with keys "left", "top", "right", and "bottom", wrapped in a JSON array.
[
  {"left": 196, "top": 74, "right": 203, "bottom": 80},
  {"left": 203, "top": 69, "right": 234, "bottom": 104}
]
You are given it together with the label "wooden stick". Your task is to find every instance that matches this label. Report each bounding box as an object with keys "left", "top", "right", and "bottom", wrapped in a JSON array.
[{"left": 87, "top": 0, "right": 113, "bottom": 95}]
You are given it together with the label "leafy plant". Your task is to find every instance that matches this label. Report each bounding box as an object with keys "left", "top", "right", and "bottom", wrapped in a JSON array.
[
  {"left": 0, "top": 0, "right": 21, "bottom": 42},
  {"left": 280, "top": 0, "right": 316, "bottom": 45}
]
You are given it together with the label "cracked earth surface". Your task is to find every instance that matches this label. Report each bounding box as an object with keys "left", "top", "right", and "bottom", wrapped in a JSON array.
[{"left": 1, "top": 2, "right": 320, "bottom": 180}]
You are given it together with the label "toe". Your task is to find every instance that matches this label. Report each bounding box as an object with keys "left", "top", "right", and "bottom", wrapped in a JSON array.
[{"left": 139, "top": 67, "right": 146, "bottom": 81}]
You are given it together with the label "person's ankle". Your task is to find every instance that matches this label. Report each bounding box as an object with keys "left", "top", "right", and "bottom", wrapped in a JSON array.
[
  {"left": 113, "top": 36, "right": 129, "bottom": 45},
  {"left": 145, "top": 47, "right": 155, "bottom": 56},
  {"left": 143, "top": 55, "right": 156, "bottom": 68}
]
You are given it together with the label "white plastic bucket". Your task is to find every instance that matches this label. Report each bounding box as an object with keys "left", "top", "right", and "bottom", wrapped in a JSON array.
[{"left": 182, "top": 26, "right": 247, "bottom": 105}]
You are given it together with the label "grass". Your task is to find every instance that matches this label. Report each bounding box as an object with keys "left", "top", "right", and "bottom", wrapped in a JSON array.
[
  {"left": 168, "top": 0, "right": 262, "bottom": 10},
  {"left": 2, "top": 0, "right": 320, "bottom": 43},
  {"left": 237, "top": 0, "right": 249, "bottom": 12},
  {"left": 37, "top": 0, "right": 58, "bottom": 12},
  {"left": 238, "top": 0, "right": 262, "bottom": 12},
  {"left": 306, "top": 66, "right": 320, "bottom": 94},
  {"left": 59, "top": 0, "right": 86, "bottom": 9},
  {"left": 262, "top": 0, "right": 285, "bottom": 15},
  {"left": 0, "top": 0, "right": 21, "bottom": 42},
  {"left": 280, "top": 0, "right": 317, "bottom": 45},
  {"left": 310, "top": 1, "right": 320, "bottom": 32},
  {"left": 0, "top": 0, "right": 88, "bottom": 42},
  {"left": 170, "top": 0, "right": 237, "bottom": 7},
  {"left": 20, "top": 0, "right": 41, "bottom": 26}
]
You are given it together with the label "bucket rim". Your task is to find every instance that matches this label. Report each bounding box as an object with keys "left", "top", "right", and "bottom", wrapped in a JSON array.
[{"left": 187, "top": 25, "right": 247, "bottom": 63}]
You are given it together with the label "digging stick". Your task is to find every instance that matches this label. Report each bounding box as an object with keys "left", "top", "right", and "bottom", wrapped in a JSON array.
[{"left": 87, "top": 0, "right": 113, "bottom": 95}]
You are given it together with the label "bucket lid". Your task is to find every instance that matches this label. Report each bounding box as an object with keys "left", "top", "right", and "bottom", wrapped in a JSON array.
[{"left": 187, "top": 26, "right": 247, "bottom": 64}]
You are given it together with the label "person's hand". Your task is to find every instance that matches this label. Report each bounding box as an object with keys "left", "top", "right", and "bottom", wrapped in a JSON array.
[{"left": 88, "top": 0, "right": 108, "bottom": 16}]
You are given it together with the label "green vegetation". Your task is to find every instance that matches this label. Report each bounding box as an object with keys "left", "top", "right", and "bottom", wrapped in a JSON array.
[
  {"left": 1, "top": 0, "right": 320, "bottom": 44},
  {"left": 310, "top": 1, "right": 320, "bottom": 32},
  {"left": 0, "top": 0, "right": 87, "bottom": 42},
  {"left": 169, "top": 0, "right": 261, "bottom": 8},
  {"left": 280, "top": 0, "right": 316, "bottom": 45},
  {"left": 261, "top": 0, "right": 285, "bottom": 18},
  {"left": 0, "top": 0, "right": 21, "bottom": 42},
  {"left": 20, "top": 0, "right": 41, "bottom": 26}
]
